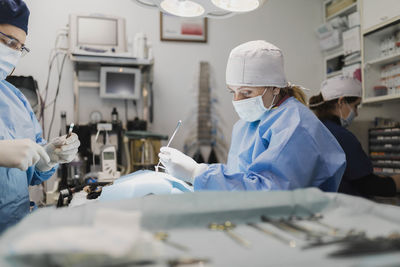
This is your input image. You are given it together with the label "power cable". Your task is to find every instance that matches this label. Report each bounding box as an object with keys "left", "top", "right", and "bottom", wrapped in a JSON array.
[{"left": 46, "top": 54, "right": 67, "bottom": 139}]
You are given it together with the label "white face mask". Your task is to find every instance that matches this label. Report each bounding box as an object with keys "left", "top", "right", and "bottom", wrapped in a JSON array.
[
  {"left": 0, "top": 42, "right": 21, "bottom": 80},
  {"left": 232, "top": 89, "right": 277, "bottom": 122},
  {"left": 339, "top": 102, "right": 356, "bottom": 128}
]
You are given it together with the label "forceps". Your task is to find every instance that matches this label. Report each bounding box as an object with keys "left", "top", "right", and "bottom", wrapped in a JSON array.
[
  {"left": 209, "top": 221, "right": 251, "bottom": 248},
  {"left": 155, "top": 120, "right": 182, "bottom": 172},
  {"left": 247, "top": 222, "right": 296, "bottom": 247},
  {"left": 154, "top": 231, "right": 189, "bottom": 252}
]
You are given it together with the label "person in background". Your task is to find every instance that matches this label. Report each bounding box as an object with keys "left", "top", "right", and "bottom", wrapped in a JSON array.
[
  {"left": 159, "top": 40, "right": 346, "bottom": 192},
  {"left": 309, "top": 75, "right": 400, "bottom": 198},
  {"left": 0, "top": 0, "right": 80, "bottom": 233}
]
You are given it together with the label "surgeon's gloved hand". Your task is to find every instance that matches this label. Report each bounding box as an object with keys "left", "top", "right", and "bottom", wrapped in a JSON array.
[
  {"left": 0, "top": 139, "right": 50, "bottom": 171},
  {"left": 36, "top": 133, "right": 80, "bottom": 172},
  {"left": 158, "top": 147, "right": 208, "bottom": 184}
]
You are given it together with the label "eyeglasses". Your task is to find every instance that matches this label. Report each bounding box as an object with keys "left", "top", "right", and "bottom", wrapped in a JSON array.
[
  {"left": 227, "top": 86, "right": 268, "bottom": 98},
  {"left": 0, "top": 31, "right": 30, "bottom": 56}
]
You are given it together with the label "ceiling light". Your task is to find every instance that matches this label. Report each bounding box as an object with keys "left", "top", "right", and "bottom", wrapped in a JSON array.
[
  {"left": 132, "top": 0, "right": 267, "bottom": 18},
  {"left": 211, "top": 0, "right": 262, "bottom": 12},
  {"left": 135, "top": 0, "right": 158, "bottom": 7},
  {"left": 160, "top": 0, "right": 205, "bottom": 17}
]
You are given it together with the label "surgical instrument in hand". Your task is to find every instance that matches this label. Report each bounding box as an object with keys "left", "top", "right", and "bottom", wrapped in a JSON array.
[
  {"left": 155, "top": 120, "right": 182, "bottom": 172},
  {"left": 67, "top": 123, "right": 74, "bottom": 138}
]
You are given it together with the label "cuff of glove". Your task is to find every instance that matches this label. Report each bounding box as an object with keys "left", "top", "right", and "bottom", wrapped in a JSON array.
[
  {"left": 35, "top": 159, "right": 57, "bottom": 172},
  {"left": 192, "top": 163, "right": 208, "bottom": 183}
]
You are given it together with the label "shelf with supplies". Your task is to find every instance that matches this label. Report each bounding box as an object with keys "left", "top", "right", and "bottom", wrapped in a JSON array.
[
  {"left": 362, "top": 94, "right": 400, "bottom": 104},
  {"left": 69, "top": 54, "right": 154, "bottom": 66},
  {"left": 362, "top": 16, "right": 400, "bottom": 104},
  {"left": 320, "top": 1, "right": 361, "bottom": 79},
  {"left": 323, "top": 0, "right": 357, "bottom": 22},
  {"left": 326, "top": 70, "right": 343, "bottom": 78},
  {"left": 69, "top": 53, "right": 155, "bottom": 124},
  {"left": 364, "top": 52, "right": 400, "bottom": 67},
  {"left": 324, "top": 51, "right": 361, "bottom": 79},
  {"left": 325, "top": 50, "right": 345, "bottom": 78},
  {"left": 369, "top": 126, "right": 400, "bottom": 176}
]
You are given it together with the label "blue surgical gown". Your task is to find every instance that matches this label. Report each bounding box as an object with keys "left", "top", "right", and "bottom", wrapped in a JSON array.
[
  {"left": 193, "top": 97, "right": 346, "bottom": 192},
  {"left": 0, "top": 79, "right": 56, "bottom": 234}
]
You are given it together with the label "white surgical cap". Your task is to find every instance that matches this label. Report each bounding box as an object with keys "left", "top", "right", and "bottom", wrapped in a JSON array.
[
  {"left": 321, "top": 75, "right": 362, "bottom": 101},
  {"left": 226, "top": 40, "right": 288, "bottom": 88}
]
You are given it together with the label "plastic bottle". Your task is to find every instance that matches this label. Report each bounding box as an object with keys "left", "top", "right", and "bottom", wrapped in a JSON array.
[
  {"left": 147, "top": 42, "right": 153, "bottom": 60},
  {"left": 111, "top": 107, "right": 119, "bottom": 123},
  {"left": 134, "top": 32, "right": 147, "bottom": 59}
]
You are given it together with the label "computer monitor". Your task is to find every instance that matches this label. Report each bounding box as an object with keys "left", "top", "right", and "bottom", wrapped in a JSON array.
[
  {"left": 69, "top": 14, "right": 126, "bottom": 55},
  {"left": 100, "top": 67, "right": 142, "bottom": 100}
]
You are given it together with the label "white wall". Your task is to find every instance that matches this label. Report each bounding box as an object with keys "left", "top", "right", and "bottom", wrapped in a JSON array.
[{"left": 17, "top": 0, "right": 324, "bottom": 155}]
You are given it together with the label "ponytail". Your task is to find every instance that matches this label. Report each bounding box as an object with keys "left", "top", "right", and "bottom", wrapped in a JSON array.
[
  {"left": 309, "top": 93, "right": 337, "bottom": 120},
  {"left": 309, "top": 93, "right": 359, "bottom": 120},
  {"left": 280, "top": 83, "right": 307, "bottom": 105}
]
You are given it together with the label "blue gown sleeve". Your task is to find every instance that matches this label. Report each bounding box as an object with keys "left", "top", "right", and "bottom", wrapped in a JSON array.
[
  {"left": 30, "top": 111, "right": 57, "bottom": 186},
  {"left": 193, "top": 125, "right": 345, "bottom": 192},
  {"left": 13, "top": 88, "right": 58, "bottom": 186}
]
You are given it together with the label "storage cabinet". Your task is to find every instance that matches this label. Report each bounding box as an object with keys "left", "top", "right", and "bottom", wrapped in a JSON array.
[
  {"left": 369, "top": 127, "right": 400, "bottom": 176},
  {"left": 362, "top": 0, "right": 400, "bottom": 31},
  {"left": 362, "top": 18, "right": 400, "bottom": 103},
  {"left": 322, "top": 0, "right": 361, "bottom": 78}
]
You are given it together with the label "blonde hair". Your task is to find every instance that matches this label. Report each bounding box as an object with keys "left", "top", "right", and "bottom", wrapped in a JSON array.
[{"left": 279, "top": 84, "right": 307, "bottom": 105}]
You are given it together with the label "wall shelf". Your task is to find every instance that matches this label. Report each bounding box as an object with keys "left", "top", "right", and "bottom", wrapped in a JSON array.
[
  {"left": 322, "top": 1, "right": 359, "bottom": 79},
  {"left": 69, "top": 54, "right": 154, "bottom": 124},
  {"left": 70, "top": 54, "right": 154, "bottom": 66},
  {"left": 326, "top": 70, "right": 342, "bottom": 78},
  {"left": 361, "top": 4, "right": 400, "bottom": 104},
  {"left": 363, "top": 94, "right": 400, "bottom": 104},
  {"left": 365, "top": 52, "right": 400, "bottom": 66}
]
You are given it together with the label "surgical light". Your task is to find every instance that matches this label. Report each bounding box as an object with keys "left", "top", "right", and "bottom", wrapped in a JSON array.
[
  {"left": 132, "top": 0, "right": 267, "bottom": 18},
  {"left": 211, "top": 0, "right": 261, "bottom": 12},
  {"left": 160, "top": 0, "right": 205, "bottom": 17}
]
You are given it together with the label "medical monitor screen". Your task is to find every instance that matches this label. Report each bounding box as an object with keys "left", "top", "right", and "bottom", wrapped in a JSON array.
[
  {"left": 77, "top": 17, "right": 117, "bottom": 46},
  {"left": 103, "top": 152, "right": 115, "bottom": 160},
  {"left": 106, "top": 72, "right": 136, "bottom": 98}
]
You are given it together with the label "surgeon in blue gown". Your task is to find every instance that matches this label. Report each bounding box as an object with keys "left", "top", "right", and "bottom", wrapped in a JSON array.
[
  {"left": 159, "top": 40, "right": 346, "bottom": 192},
  {"left": 0, "top": 0, "right": 80, "bottom": 233}
]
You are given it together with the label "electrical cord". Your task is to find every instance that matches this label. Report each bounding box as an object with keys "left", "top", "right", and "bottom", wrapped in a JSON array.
[
  {"left": 39, "top": 52, "right": 64, "bottom": 122},
  {"left": 46, "top": 54, "right": 67, "bottom": 139},
  {"left": 38, "top": 29, "right": 68, "bottom": 138},
  {"left": 125, "top": 99, "right": 128, "bottom": 126},
  {"left": 132, "top": 100, "right": 138, "bottom": 118}
]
